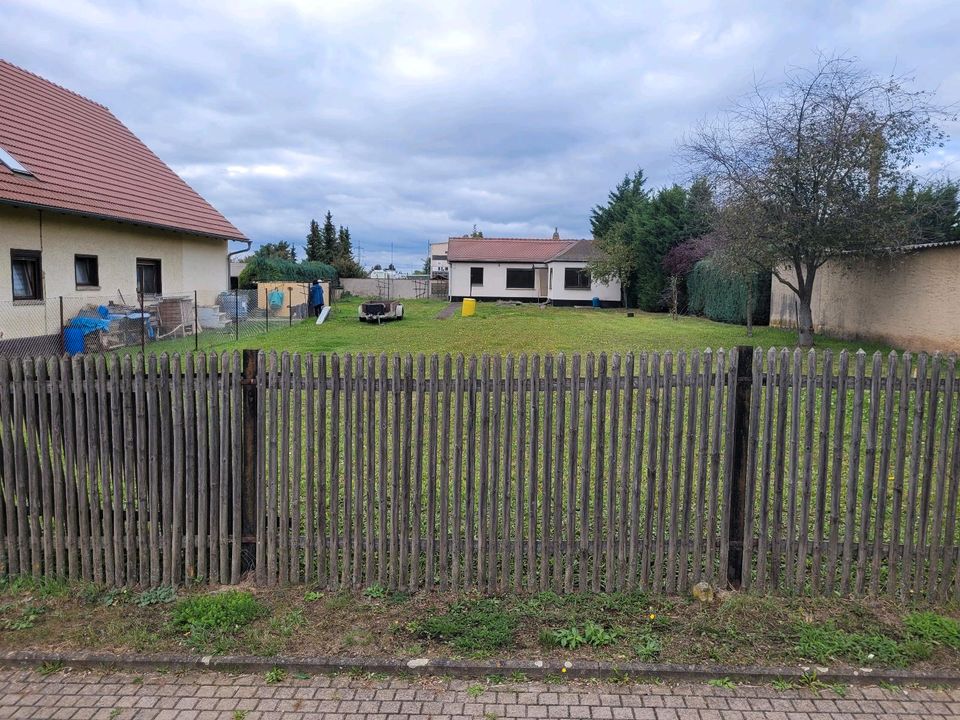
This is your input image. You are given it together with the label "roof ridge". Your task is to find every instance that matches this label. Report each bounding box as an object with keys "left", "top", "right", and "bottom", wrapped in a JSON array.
[
  {"left": 447, "top": 236, "right": 589, "bottom": 242},
  {"left": 0, "top": 60, "right": 110, "bottom": 111}
]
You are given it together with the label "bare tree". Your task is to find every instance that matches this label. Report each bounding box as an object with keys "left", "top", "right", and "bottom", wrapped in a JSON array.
[{"left": 684, "top": 55, "right": 951, "bottom": 346}]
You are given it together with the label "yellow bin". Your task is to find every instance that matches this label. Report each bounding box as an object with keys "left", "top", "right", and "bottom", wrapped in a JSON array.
[{"left": 462, "top": 298, "right": 477, "bottom": 317}]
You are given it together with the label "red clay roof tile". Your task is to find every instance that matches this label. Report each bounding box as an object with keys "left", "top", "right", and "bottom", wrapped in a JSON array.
[
  {"left": 447, "top": 237, "right": 590, "bottom": 263},
  {"left": 0, "top": 60, "right": 246, "bottom": 240}
]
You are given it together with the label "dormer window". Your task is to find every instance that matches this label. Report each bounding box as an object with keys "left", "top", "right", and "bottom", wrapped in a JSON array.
[{"left": 0, "top": 145, "right": 31, "bottom": 176}]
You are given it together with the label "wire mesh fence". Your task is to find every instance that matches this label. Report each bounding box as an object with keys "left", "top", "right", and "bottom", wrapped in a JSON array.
[{"left": 0, "top": 284, "right": 315, "bottom": 358}]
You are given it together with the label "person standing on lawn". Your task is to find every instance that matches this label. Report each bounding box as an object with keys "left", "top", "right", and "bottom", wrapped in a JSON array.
[{"left": 309, "top": 280, "right": 324, "bottom": 317}]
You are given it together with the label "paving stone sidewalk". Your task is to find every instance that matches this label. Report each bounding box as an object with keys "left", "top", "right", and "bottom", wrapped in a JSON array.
[{"left": 0, "top": 667, "right": 958, "bottom": 720}]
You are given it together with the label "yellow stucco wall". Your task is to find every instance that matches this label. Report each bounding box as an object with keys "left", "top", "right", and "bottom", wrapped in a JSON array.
[
  {"left": 769, "top": 247, "right": 960, "bottom": 353},
  {"left": 0, "top": 205, "right": 228, "bottom": 340}
]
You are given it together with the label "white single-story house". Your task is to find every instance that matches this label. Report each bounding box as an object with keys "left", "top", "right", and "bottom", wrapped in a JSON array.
[
  {"left": 446, "top": 234, "right": 621, "bottom": 307},
  {"left": 0, "top": 60, "right": 247, "bottom": 350}
]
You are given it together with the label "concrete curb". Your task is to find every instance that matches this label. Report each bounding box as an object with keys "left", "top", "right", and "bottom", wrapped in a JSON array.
[{"left": 1, "top": 650, "right": 958, "bottom": 687}]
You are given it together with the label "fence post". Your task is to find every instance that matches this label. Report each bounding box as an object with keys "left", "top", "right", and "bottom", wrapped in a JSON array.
[
  {"left": 139, "top": 292, "right": 146, "bottom": 359},
  {"left": 234, "top": 289, "right": 240, "bottom": 341},
  {"left": 194, "top": 290, "right": 199, "bottom": 351},
  {"left": 240, "top": 348, "right": 259, "bottom": 572},
  {"left": 288, "top": 286, "right": 293, "bottom": 327},
  {"left": 58, "top": 296, "right": 65, "bottom": 354},
  {"left": 727, "top": 345, "right": 754, "bottom": 589}
]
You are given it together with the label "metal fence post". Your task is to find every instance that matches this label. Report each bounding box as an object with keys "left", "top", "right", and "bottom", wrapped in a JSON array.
[
  {"left": 726, "top": 345, "right": 754, "bottom": 589},
  {"left": 240, "top": 348, "right": 259, "bottom": 573},
  {"left": 194, "top": 290, "right": 199, "bottom": 352},
  {"left": 234, "top": 289, "right": 239, "bottom": 342},
  {"left": 288, "top": 286, "right": 293, "bottom": 327},
  {"left": 58, "top": 296, "right": 65, "bottom": 355},
  {"left": 139, "top": 292, "right": 146, "bottom": 359}
]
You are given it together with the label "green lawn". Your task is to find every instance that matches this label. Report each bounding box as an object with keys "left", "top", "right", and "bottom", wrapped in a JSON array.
[{"left": 148, "top": 299, "right": 894, "bottom": 357}]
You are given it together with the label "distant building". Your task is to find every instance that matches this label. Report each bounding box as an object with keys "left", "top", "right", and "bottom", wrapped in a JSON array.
[
  {"left": 370, "top": 268, "right": 404, "bottom": 279},
  {"left": 429, "top": 240, "right": 449, "bottom": 276},
  {"left": 446, "top": 234, "right": 621, "bottom": 306},
  {"left": 229, "top": 259, "right": 247, "bottom": 289}
]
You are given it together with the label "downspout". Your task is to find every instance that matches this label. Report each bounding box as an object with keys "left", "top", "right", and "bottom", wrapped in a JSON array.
[{"left": 227, "top": 238, "right": 253, "bottom": 287}]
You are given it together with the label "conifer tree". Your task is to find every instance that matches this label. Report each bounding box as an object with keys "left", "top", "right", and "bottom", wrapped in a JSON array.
[
  {"left": 321, "top": 211, "right": 337, "bottom": 263},
  {"left": 305, "top": 219, "right": 323, "bottom": 261}
]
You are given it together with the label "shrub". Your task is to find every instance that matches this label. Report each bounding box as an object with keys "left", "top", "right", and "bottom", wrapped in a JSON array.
[
  {"left": 417, "top": 599, "right": 516, "bottom": 653},
  {"left": 238, "top": 257, "right": 337, "bottom": 289},
  {"left": 686, "top": 258, "right": 770, "bottom": 326}
]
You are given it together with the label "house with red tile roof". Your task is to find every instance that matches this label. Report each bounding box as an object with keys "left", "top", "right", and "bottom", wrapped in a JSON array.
[
  {"left": 446, "top": 231, "right": 622, "bottom": 306},
  {"left": 0, "top": 60, "right": 247, "bottom": 345}
]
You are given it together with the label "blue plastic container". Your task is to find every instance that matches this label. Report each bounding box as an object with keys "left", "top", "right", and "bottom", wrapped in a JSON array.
[
  {"left": 64, "top": 327, "right": 86, "bottom": 356},
  {"left": 592, "top": 296, "right": 601, "bottom": 308}
]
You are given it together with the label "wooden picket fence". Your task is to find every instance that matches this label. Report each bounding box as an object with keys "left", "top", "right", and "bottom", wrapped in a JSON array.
[{"left": 0, "top": 348, "right": 958, "bottom": 600}]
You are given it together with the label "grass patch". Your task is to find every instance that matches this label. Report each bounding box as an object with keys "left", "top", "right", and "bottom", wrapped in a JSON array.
[
  {"left": 171, "top": 590, "right": 265, "bottom": 651},
  {"left": 141, "top": 298, "right": 893, "bottom": 358},
  {"left": 904, "top": 612, "right": 960, "bottom": 649},
  {"left": 416, "top": 599, "right": 517, "bottom": 653},
  {"left": 794, "top": 622, "right": 928, "bottom": 667},
  {"left": 1, "top": 582, "right": 958, "bottom": 673}
]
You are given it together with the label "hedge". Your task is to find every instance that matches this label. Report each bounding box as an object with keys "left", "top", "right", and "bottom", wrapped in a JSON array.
[
  {"left": 238, "top": 257, "right": 337, "bottom": 289},
  {"left": 686, "top": 258, "right": 771, "bottom": 326}
]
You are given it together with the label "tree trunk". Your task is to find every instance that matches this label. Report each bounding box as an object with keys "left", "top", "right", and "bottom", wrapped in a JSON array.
[
  {"left": 797, "top": 296, "right": 814, "bottom": 347},
  {"left": 670, "top": 276, "right": 678, "bottom": 320}
]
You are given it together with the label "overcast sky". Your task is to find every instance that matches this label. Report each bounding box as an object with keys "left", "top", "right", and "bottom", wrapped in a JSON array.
[{"left": 2, "top": 0, "right": 958, "bottom": 270}]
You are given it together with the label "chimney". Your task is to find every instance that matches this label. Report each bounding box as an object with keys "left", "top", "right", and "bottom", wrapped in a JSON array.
[{"left": 552, "top": 227, "right": 560, "bottom": 240}]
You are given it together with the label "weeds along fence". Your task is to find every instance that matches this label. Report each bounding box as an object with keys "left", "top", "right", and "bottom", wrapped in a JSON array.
[{"left": 0, "top": 348, "right": 958, "bottom": 601}]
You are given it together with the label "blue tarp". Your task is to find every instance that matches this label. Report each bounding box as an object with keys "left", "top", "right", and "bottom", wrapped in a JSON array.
[{"left": 68, "top": 316, "right": 111, "bottom": 334}]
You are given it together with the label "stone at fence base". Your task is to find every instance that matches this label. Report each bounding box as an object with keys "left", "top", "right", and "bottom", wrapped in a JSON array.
[{"left": 692, "top": 582, "right": 715, "bottom": 604}]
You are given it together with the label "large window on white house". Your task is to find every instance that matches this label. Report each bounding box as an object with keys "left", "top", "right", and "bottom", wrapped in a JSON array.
[
  {"left": 470, "top": 267, "right": 484, "bottom": 286},
  {"left": 506, "top": 268, "right": 535, "bottom": 289},
  {"left": 136, "top": 258, "right": 162, "bottom": 295},
  {"left": 11, "top": 249, "right": 42, "bottom": 301},
  {"left": 75, "top": 254, "right": 99, "bottom": 289},
  {"left": 564, "top": 267, "right": 591, "bottom": 290}
]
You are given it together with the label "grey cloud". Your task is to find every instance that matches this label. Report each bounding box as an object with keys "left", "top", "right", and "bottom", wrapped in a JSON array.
[{"left": 2, "top": 0, "right": 957, "bottom": 271}]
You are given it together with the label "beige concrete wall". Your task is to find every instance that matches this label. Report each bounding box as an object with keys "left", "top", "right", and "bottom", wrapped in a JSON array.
[
  {"left": 769, "top": 247, "right": 960, "bottom": 353},
  {"left": 340, "top": 277, "right": 428, "bottom": 299},
  {"left": 255, "top": 281, "right": 329, "bottom": 317},
  {"left": 0, "top": 205, "right": 229, "bottom": 340}
]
